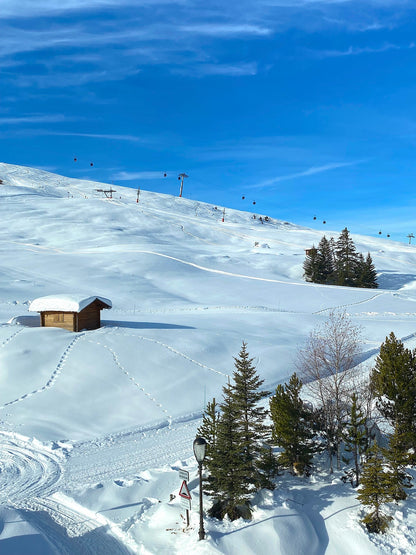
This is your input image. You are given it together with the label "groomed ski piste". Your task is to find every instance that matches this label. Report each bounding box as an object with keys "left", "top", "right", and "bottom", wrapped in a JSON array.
[{"left": 0, "top": 161, "right": 415, "bottom": 554}]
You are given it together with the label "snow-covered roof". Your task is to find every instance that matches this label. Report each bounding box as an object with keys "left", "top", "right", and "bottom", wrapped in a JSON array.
[{"left": 28, "top": 294, "right": 112, "bottom": 313}]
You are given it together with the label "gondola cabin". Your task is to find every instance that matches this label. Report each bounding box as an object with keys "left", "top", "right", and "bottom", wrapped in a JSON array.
[{"left": 29, "top": 295, "right": 112, "bottom": 332}]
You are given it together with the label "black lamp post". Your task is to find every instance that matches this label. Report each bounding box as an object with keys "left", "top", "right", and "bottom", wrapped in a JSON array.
[{"left": 193, "top": 436, "right": 207, "bottom": 540}]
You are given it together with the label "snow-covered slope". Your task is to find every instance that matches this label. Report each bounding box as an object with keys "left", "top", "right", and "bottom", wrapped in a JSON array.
[{"left": 0, "top": 162, "right": 415, "bottom": 554}]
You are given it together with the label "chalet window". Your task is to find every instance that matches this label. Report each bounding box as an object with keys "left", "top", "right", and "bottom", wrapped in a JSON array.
[{"left": 53, "top": 314, "right": 64, "bottom": 322}]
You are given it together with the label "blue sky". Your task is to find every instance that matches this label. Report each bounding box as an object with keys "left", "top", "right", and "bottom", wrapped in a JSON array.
[{"left": 2, "top": 0, "right": 416, "bottom": 242}]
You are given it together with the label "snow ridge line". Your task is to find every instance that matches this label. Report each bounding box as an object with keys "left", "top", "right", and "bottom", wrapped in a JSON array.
[
  {"left": 86, "top": 339, "right": 173, "bottom": 422},
  {"left": 19, "top": 494, "right": 135, "bottom": 554},
  {"left": 109, "top": 304, "right": 298, "bottom": 315},
  {"left": 107, "top": 328, "right": 229, "bottom": 378},
  {"left": 0, "top": 326, "right": 24, "bottom": 348},
  {"left": 0, "top": 333, "right": 85, "bottom": 410},
  {"left": 312, "top": 291, "right": 386, "bottom": 314}
]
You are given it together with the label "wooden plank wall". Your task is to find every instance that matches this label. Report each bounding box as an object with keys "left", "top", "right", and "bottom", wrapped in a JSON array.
[
  {"left": 42, "top": 311, "right": 76, "bottom": 331},
  {"left": 77, "top": 303, "right": 101, "bottom": 331}
]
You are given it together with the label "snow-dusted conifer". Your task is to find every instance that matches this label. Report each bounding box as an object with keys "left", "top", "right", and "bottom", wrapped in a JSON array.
[
  {"left": 316, "top": 235, "right": 335, "bottom": 284},
  {"left": 343, "top": 392, "right": 367, "bottom": 487},
  {"left": 357, "top": 442, "right": 394, "bottom": 533},
  {"left": 303, "top": 246, "right": 319, "bottom": 282},
  {"left": 334, "top": 227, "right": 359, "bottom": 286},
  {"left": 359, "top": 253, "right": 378, "bottom": 288},
  {"left": 208, "top": 381, "right": 251, "bottom": 520},
  {"left": 371, "top": 332, "right": 416, "bottom": 452},
  {"left": 197, "top": 398, "right": 219, "bottom": 495},
  {"left": 384, "top": 428, "right": 412, "bottom": 502},
  {"left": 270, "top": 373, "right": 315, "bottom": 475}
]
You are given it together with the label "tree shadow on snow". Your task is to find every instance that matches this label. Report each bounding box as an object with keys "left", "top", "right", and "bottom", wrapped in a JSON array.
[
  {"left": 103, "top": 320, "right": 195, "bottom": 330},
  {"left": 377, "top": 272, "right": 416, "bottom": 290},
  {"left": 208, "top": 478, "right": 360, "bottom": 555},
  {"left": 19, "top": 509, "right": 134, "bottom": 554},
  {"left": 208, "top": 510, "right": 329, "bottom": 555}
]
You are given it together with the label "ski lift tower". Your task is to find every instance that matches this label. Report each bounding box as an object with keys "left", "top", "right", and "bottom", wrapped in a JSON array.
[
  {"left": 96, "top": 187, "right": 116, "bottom": 199},
  {"left": 178, "top": 173, "right": 189, "bottom": 197},
  {"left": 407, "top": 233, "right": 415, "bottom": 245}
]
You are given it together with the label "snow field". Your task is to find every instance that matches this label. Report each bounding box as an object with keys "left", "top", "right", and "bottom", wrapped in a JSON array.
[{"left": 1, "top": 163, "right": 416, "bottom": 552}]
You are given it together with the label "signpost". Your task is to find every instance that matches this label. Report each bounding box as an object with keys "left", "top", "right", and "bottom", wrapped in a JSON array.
[
  {"left": 178, "top": 471, "right": 191, "bottom": 527},
  {"left": 178, "top": 469, "right": 189, "bottom": 482}
]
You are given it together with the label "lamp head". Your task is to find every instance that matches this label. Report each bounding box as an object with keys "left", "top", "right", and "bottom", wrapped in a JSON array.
[{"left": 193, "top": 437, "right": 207, "bottom": 463}]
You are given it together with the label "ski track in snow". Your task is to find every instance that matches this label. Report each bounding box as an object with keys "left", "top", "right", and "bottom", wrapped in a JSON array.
[
  {"left": 86, "top": 337, "right": 173, "bottom": 423},
  {"left": 85, "top": 329, "right": 227, "bottom": 428},
  {"left": 65, "top": 417, "right": 200, "bottom": 488},
  {"left": 19, "top": 496, "right": 135, "bottom": 555},
  {"left": 0, "top": 426, "right": 160, "bottom": 553},
  {"left": 0, "top": 333, "right": 85, "bottom": 410},
  {"left": 106, "top": 328, "right": 229, "bottom": 377},
  {"left": 0, "top": 433, "right": 64, "bottom": 504},
  {"left": 313, "top": 290, "right": 386, "bottom": 314}
]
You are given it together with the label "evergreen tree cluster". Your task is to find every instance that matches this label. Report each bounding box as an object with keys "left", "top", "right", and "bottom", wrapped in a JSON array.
[
  {"left": 198, "top": 331, "right": 415, "bottom": 534},
  {"left": 303, "top": 228, "right": 378, "bottom": 288}
]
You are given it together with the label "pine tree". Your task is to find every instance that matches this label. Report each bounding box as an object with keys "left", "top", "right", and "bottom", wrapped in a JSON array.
[
  {"left": 334, "top": 228, "right": 359, "bottom": 286},
  {"left": 315, "top": 236, "right": 335, "bottom": 284},
  {"left": 383, "top": 428, "right": 412, "bottom": 502},
  {"left": 303, "top": 246, "right": 319, "bottom": 283},
  {"left": 357, "top": 442, "right": 394, "bottom": 533},
  {"left": 208, "top": 343, "right": 274, "bottom": 520},
  {"left": 355, "top": 253, "right": 366, "bottom": 287},
  {"left": 371, "top": 332, "right": 416, "bottom": 451},
  {"left": 208, "top": 383, "right": 251, "bottom": 520},
  {"left": 343, "top": 392, "right": 367, "bottom": 487},
  {"left": 359, "top": 253, "right": 378, "bottom": 288},
  {"left": 229, "top": 342, "right": 273, "bottom": 490},
  {"left": 270, "top": 373, "right": 315, "bottom": 475},
  {"left": 256, "top": 445, "right": 280, "bottom": 488},
  {"left": 197, "top": 398, "right": 220, "bottom": 495}
]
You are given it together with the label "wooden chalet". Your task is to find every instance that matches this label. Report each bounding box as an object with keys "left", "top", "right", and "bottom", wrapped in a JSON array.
[{"left": 29, "top": 295, "right": 112, "bottom": 332}]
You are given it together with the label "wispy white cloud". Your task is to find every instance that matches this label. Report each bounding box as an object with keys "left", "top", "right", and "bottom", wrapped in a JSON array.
[
  {"left": 173, "top": 62, "right": 258, "bottom": 77},
  {"left": 316, "top": 42, "right": 415, "bottom": 58},
  {"left": 191, "top": 138, "right": 307, "bottom": 161},
  {"left": 0, "top": 0, "right": 185, "bottom": 19},
  {"left": 12, "top": 67, "right": 141, "bottom": 89},
  {"left": 253, "top": 161, "right": 364, "bottom": 189},
  {"left": 0, "top": 0, "right": 413, "bottom": 90},
  {"left": 261, "top": 0, "right": 404, "bottom": 5},
  {"left": 0, "top": 114, "right": 70, "bottom": 125},
  {"left": 5, "top": 129, "right": 144, "bottom": 142},
  {"left": 179, "top": 23, "right": 272, "bottom": 37},
  {"left": 43, "top": 131, "right": 143, "bottom": 142},
  {"left": 113, "top": 170, "right": 169, "bottom": 180}
]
